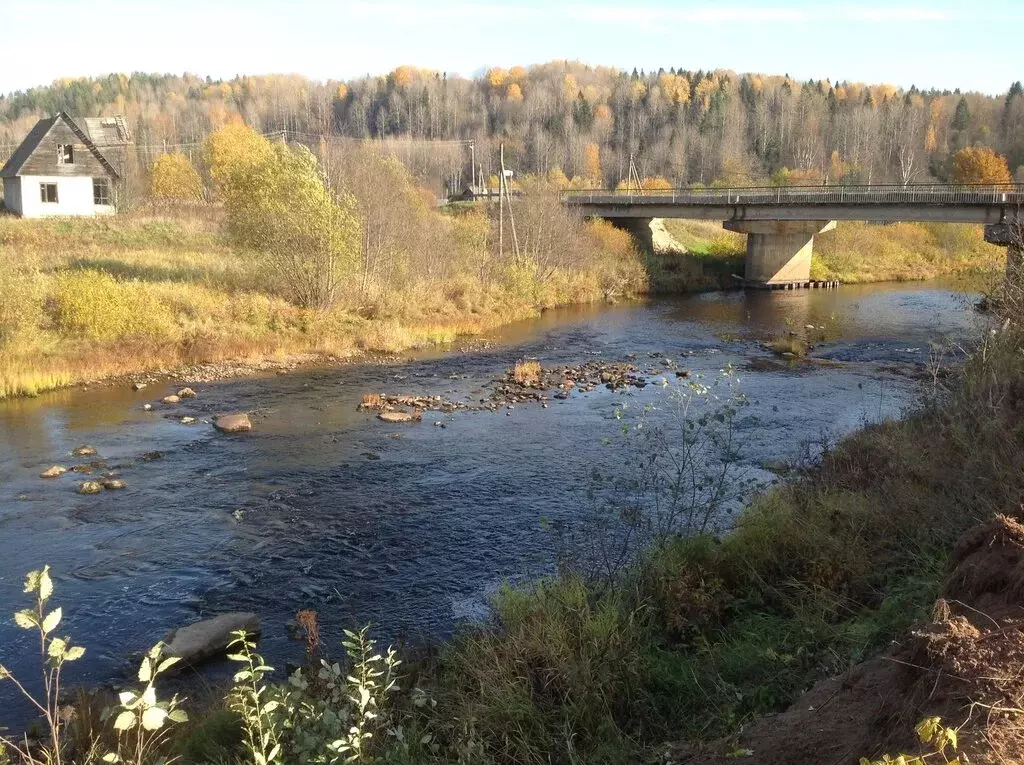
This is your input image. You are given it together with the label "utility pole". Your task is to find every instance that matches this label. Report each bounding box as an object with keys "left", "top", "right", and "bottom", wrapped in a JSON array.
[
  {"left": 499, "top": 143, "right": 505, "bottom": 258},
  {"left": 469, "top": 140, "right": 476, "bottom": 194}
]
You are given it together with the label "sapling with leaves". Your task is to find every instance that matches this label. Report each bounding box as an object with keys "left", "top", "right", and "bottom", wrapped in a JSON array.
[
  {"left": 226, "top": 631, "right": 283, "bottom": 765},
  {"left": 0, "top": 566, "right": 87, "bottom": 765},
  {"left": 100, "top": 644, "right": 188, "bottom": 765}
]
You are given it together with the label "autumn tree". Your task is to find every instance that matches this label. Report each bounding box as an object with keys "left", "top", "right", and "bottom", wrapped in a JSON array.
[
  {"left": 149, "top": 153, "right": 204, "bottom": 202},
  {"left": 205, "top": 124, "right": 360, "bottom": 310},
  {"left": 950, "top": 146, "right": 1013, "bottom": 184}
]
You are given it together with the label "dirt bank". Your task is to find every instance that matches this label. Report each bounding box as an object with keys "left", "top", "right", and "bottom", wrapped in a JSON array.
[{"left": 667, "top": 514, "right": 1024, "bottom": 764}]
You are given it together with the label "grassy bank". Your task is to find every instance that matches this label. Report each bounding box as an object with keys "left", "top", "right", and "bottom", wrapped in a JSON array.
[
  {"left": 0, "top": 209, "right": 647, "bottom": 399},
  {"left": 0, "top": 208, "right": 1004, "bottom": 400},
  {"left": 662, "top": 218, "right": 1004, "bottom": 283}
]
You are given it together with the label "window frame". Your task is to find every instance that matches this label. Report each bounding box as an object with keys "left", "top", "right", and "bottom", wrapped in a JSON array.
[
  {"left": 93, "top": 178, "right": 111, "bottom": 206},
  {"left": 39, "top": 183, "right": 59, "bottom": 204},
  {"left": 57, "top": 144, "right": 74, "bottom": 165}
]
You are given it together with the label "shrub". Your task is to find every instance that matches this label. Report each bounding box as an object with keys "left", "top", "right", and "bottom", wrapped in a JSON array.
[{"left": 52, "top": 270, "right": 177, "bottom": 341}]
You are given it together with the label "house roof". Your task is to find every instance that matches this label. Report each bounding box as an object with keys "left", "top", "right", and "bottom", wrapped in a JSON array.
[
  {"left": 79, "top": 116, "right": 132, "bottom": 148},
  {"left": 0, "top": 112, "right": 122, "bottom": 180}
]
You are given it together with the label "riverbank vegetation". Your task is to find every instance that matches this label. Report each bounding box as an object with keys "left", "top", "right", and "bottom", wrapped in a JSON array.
[
  {"left": 0, "top": 125, "right": 651, "bottom": 399},
  {"left": 4, "top": 265, "right": 1024, "bottom": 762},
  {"left": 663, "top": 217, "right": 1005, "bottom": 283}
]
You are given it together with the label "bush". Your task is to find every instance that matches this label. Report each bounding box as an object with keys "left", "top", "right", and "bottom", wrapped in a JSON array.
[{"left": 53, "top": 270, "right": 178, "bottom": 341}]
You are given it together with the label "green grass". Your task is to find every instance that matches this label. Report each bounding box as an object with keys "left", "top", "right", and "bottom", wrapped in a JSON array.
[{"left": 660, "top": 218, "right": 1003, "bottom": 284}]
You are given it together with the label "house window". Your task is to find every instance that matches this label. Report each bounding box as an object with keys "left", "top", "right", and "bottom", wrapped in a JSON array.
[
  {"left": 40, "top": 183, "right": 58, "bottom": 203},
  {"left": 93, "top": 178, "right": 111, "bottom": 206},
  {"left": 57, "top": 144, "right": 74, "bottom": 164}
]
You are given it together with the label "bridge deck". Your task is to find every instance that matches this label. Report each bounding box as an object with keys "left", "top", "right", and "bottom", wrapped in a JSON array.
[{"left": 562, "top": 184, "right": 1024, "bottom": 224}]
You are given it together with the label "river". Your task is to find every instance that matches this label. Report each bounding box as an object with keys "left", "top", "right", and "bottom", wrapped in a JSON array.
[{"left": 0, "top": 281, "right": 983, "bottom": 722}]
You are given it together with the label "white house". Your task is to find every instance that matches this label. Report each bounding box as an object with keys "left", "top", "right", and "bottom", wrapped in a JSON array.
[{"left": 1, "top": 112, "right": 129, "bottom": 218}]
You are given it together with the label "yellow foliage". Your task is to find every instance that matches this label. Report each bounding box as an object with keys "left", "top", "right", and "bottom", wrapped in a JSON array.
[
  {"left": 508, "top": 66, "right": 528, "bottom": 82},
  {"left": 507, "top": 83, "right": 524, "bottom": 103},
  {"left": 630, "top": 80, "right": 647, "bottom": 101},
  {"left": 487, "top": 68, "right": 508, "bottom": 88},
  {"left": 391, "top": 66, "right": 417, "bottom": 88},
  {"left": 205, "top": 122, "right": 275, "bottom": 198},
  {"left": 615, "top": 176, "right": 673, "bottom": 192},
  {"left": 694, "top": 78, "right": 718, "bottom": 111},
  {"left": 336, "top": 83, "right": 349, "bottom": 100},
  {"left": 563, "top": 74, "right": 579, "bottom": 100},
  {"left": 594, "top": 104, "right": 612, "bottom": 124},
  {"left": 150, "top": 153, "right": 204, "bottom": 202},
  {"left": 584, "top": 143, "right": 602, "bottom": 185},
  {"left": 658, "top": 73, "right": 691, "bottom": 105},
  {"left": 546, "top": 167, "right": 571, "bottom": 189},
  {"left": 951, "top": 147, "right": 1012, "bottom": 184},
  {"left": 53, "top": 270, "right": 177, "bottom": 342},
  {"left": 877, "top": 83, "right": 898, "bottom": 100},
  {"left": 925, "top": 125, "right": 938, "bottom": 153},
  {"left": 828, "top": 151, "right": 850, "bottom": 182},
  {"left": 771, "top": 167, "right": 823, "bottom": 186}
]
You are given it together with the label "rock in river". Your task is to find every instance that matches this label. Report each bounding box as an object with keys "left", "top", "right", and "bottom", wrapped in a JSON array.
[
  {"left": 39, "top": 466, "right": 67, "bottom": 479},
  {"left": 162, "top": 612, "right": 261, "bottom": 666},
  {"left": 72, "top": 445, "right": 97, "bottom": 457},
  {"left": 378, "top": 411, "right": 418, "bottom": 423},
  {"left": 214, "top": 413, "right": 252, "bottom": 433},
  {"left": 162, "top": 395, "right": 181, "bottom": 405},
  {"left": 77, "top": 481, "right": 104, "bottom": 495},
  {"left": 177, "top": 387, "right": 197, "bottom": 398},
  {"left": 99, "top": 477, "right": 126, "bottom": 490}
]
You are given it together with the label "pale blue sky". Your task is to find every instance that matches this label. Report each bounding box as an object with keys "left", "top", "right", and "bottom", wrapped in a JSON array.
[{"left": 0, "top": 0, "right": 1020, "bottom": 96}]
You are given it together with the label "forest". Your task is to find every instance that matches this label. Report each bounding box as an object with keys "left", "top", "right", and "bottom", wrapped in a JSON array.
[{"left": 1, "top": 62, "right": 1022, "bottom": 193}]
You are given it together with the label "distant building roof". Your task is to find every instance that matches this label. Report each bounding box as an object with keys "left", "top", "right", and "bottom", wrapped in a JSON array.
[
  {"left": 78, "top": 116, "right": 132, "bottom": 148},
  {"left": 0, "top": 112, "right": 124, "bottom": 179}
]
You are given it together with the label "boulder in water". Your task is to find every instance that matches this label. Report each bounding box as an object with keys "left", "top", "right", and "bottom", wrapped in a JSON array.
[
  {"left": 162, "top": 612, "right": 261, "bottom": 667},
  {"left": 72, "top": 445, "right": 97, "bottom": 457},
  {"left": 162, "top": 395, "right": 181, "bottom": 405},
  {"left": 77, "top": 481, "right": 104, "bottom": 495},
  {"left": 39, "top": 466, "right": 67, "bottom": 479},
  {"left": 214, "top": 414, "right": 252, "bottom": 433},
  {"left": 178, "top": 387, "right": 197, "bottom": 398}
]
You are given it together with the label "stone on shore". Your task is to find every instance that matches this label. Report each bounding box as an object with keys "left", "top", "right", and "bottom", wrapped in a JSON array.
[
  {"left": 177, "top": 387, "right": 197, "bottom": 398},
  {"left": 378, "top": 411, "right": 418, "bottom": 423},
  {"left": 132, "top": 382, "right": 147, "bottom": 391},
  {"left": 77, "top": 481, "right": 104, "bottom": 495},
  {"left": 40, "top": 466, "right": 67, "bottom": 479},
  {"left": 214, "top": 413, "right": 252, "bottom": 433},
  {"left": 72, "top": 445, "right": 97, "bottom": 457},
  {"left": 162, "top": 612, "right": 261, "bottom": 666},
  {"left": 162, "top": 395, "right": 181, "bottom": 405}
]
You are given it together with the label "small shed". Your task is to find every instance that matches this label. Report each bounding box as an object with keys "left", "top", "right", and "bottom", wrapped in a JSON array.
[{"left": 1, "top": 112, "right": 127, "bottom": 218}]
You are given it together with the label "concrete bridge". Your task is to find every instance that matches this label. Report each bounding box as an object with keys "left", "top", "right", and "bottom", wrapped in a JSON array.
[{"left": 561, "top": 184, "right": 1024, "bottom": 287}]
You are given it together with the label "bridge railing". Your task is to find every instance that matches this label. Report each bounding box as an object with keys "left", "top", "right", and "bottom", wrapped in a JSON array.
[{"left": 561, "top": 183, "right": 1024, "bottom": 207}]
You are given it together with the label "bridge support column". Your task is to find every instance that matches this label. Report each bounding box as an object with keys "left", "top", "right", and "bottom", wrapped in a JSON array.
[
  {"left": 985, "top": 223, "right": 1024, "bottom": 279},
  {"left": 724, "top": 220, "right": 837, "bottom": 286},
  {"left": 606, "top": 217, "right": 687, "bottom": 255}
]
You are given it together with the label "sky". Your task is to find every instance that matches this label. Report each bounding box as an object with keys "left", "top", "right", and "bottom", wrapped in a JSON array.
[{"left": 0, "top": 0, "right": 1021, "bottom": 96}]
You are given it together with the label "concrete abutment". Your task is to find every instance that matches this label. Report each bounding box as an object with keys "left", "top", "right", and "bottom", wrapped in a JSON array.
[
  {"left": 985, "top": 223, "right": 1024, "bottom": 278},
  {"left": 723, "top": 220, "right": 837, "bottom": 286}
]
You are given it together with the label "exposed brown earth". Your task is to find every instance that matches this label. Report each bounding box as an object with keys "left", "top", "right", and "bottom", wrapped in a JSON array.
[{"left": 665, "top": 515, "right": 1024, "bottom": 765}]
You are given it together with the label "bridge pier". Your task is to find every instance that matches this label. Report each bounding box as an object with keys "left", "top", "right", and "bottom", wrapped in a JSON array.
[
  {"left": 985, "top": 223, "right": 1024, "bottom": 277},
  {"left": 606, "top": 217, "right": 686, "bottom": 254},
  {"left": 724, "top": 220, "right": 837, "bottom": 286}
]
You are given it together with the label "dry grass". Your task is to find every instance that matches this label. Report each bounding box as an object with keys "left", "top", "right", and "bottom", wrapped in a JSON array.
[
  {"left": 767, "top": 335, "right": 809, "bottom": 357},
  {"left": 512, "top": 359, "right": 542, "bottom": 386},
  {"left": 0, "top": 210, "right": 648, "bottom": 398}
]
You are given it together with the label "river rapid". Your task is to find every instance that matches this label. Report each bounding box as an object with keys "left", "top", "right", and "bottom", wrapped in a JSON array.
[{"left": 0, "top": 282, "right": 983, "bottom": 722}]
